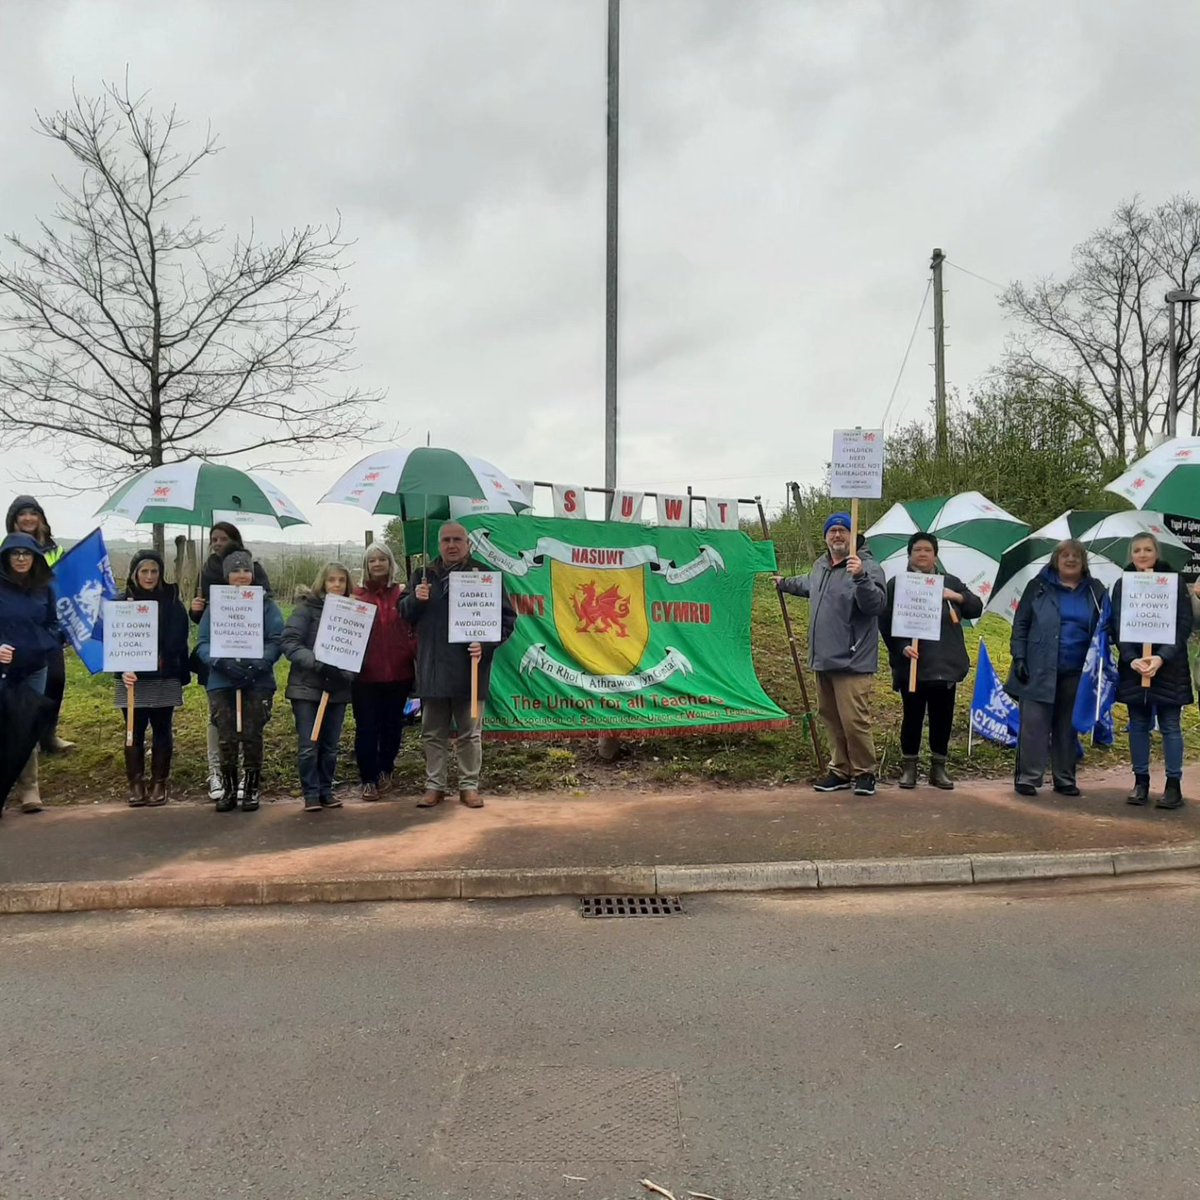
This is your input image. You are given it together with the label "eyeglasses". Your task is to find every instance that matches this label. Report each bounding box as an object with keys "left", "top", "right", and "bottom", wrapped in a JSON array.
[{"left": 8, "top": 549, "right": 34, "bottom": 559}]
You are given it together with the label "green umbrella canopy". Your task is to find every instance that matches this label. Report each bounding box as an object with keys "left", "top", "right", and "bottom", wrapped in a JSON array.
[
  {"left": 987, "top": 509, "right": 1191, "bottom": 621},
  {"left": 97, "top": 462, "right": 309, "bottom": 528},
  {"left": 864, "top": 492, "right": 1029, "bottom": 605},
  {"left": 1105, "top": 437, "right": 1200, "bottom": 518},
  {"left": 320, "top": 447, "right": 530, "bottom": 519}
]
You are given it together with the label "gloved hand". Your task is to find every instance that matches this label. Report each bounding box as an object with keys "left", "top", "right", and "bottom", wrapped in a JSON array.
[
  {"left": 219, "top": 659, "right": 254, "bottom": 687},
  {"left": 246, "top": 660, "right": 275, "bottom": 687},
  {"left": 1013, "top": 658, "right": 1030, "bottom": 685},
  {"left": 318, "top": 663, "right": 345, "bottom": 691}
]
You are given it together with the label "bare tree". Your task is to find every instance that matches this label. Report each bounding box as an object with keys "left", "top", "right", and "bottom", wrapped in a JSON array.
[
  {"left": 0, "top": 81, "right": 381, "bottom": 537},
  {"left": 1000, "top": 195, "right": 1200, "bottom": 461}
]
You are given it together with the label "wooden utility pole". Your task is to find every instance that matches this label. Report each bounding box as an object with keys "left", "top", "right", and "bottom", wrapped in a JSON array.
[
  {"left": 931, "top": 247, "right": 948, "bottom": 459},
  {"left": 604, "top": 0, "right": 620, "bottom": 491}
]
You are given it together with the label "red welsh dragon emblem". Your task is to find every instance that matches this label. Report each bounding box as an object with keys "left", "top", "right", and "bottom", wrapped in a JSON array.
[{"left": 571, "top": 582, "right": 631, "bottom": 638}]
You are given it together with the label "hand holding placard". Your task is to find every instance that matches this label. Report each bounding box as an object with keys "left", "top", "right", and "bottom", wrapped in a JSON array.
[
  {"left": 1119, "top": 572, "right": 1177, "bottom": 689},
  {"left": 448, "top": 572, "right": 504, "bottom": 718},
  {"left": 310, "top": 595, "right": 377, "bottom": 739},
  {"left": 891, "top": 573, "right": 944, "bottom": 694},
  {"left": 831, "top": 428, "right": 884, "bottom": 547},
  {"left": 103, "top": 600, "right": 159, "bottom": 745}
]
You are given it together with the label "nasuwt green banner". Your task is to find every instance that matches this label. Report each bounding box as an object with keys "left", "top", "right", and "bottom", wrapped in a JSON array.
[{"left": 460, "top": 514, "right": 790, "bottom": 738}]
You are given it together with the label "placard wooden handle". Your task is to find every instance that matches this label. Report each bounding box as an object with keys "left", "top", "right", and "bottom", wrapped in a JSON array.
[
  {"left": 908, "top": 640, "right": 919, "bottom": 693},
  {"left": 311, "top": 692, "right": 330, "bottom": 742},
  {"left": 125, "top": 682, "right": 135, "bottom": 747},
  {"left": 1142, "top": 642, "right": 1152, "bottom": 689}
]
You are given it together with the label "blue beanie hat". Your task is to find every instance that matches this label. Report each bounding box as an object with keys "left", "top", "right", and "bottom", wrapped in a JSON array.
[{"left": 823, "top": 512, "right": 852, "bottom": 536}]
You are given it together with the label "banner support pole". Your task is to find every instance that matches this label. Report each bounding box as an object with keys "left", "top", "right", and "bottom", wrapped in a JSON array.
[{"left": 756, "top": 497, "right": 825, "bottom": 775}]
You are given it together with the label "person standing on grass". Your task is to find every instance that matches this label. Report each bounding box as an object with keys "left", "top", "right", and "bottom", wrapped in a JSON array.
[
  {"left": 6, "top": 496, "right": 73, "bottom": 755},
  {"left": 115, "top": 550, "right": 191, "bottom": 806},
  {"left": 351, "top": 542, "right": 417, "bottom": 800},
  {"left": 1007, "top": 539, "right": 1107, "bottom": 798},
  {"left": 879, "top": 531, "right": 983, "bottom": 791},
  {"left": 1109, "top": 532, "right": 1193, "bottom": 810},
  {"left": 188, "top": 521, "right": 273, "bottom": 800},
  {"left": 0, "top": 533, "right": 59, "bottom": 814},
  {"left": 282, "top": 562, "right": 356, "bottom": 812},
  {"left": 196, "top": 550, "right": 283, "bottom": 813},
  {"left": 401, "top": 522, "right": 515, "bottom": 810},
  {"left": 775, "top": 512, "right": 888, "bottom": 796}
]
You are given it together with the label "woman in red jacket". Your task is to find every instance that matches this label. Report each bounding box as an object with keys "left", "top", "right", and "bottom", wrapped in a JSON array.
[{"left": 352, "top": 542, "right": 417, "bottom": 799}]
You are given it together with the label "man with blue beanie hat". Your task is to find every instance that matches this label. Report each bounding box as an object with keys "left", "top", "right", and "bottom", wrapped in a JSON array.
[{"left": 776, "top": 510, "right": 887, "bottom": 795}]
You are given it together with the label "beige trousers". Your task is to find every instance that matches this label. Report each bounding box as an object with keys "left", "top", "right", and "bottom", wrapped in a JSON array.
[{"left": 815, "top": 671, "right": 877, "bottom": 778}]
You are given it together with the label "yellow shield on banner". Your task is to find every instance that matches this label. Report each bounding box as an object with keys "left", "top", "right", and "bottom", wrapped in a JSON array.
[{"left": 551, "top": 561, "right": 649, "bottom": 676}]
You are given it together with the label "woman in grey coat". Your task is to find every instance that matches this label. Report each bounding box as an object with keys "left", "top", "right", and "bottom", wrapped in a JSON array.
[{"left": 281, "top": 562, "right": 356, "bottom": 811}]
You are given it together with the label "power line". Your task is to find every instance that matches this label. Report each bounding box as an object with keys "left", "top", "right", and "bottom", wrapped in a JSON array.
[
  {"left": 880, "top": 276, "right": 933, "bottom": 428},
  {"left": 946, "top": 259, "right": 1006, "bottom": 291}
]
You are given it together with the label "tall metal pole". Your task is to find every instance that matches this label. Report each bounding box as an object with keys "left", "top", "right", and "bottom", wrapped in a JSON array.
[
  {"left": 931, "top": 247, "right": 948, "bottom": 459},
  {"left": 1167, "top": 301, "right": 1179, "bottom": 438},
  {"left": 604, "top": 0, "right": 620, "bottom": 491}
]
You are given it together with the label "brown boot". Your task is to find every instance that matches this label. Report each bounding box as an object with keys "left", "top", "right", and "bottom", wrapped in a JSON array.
[
  {"left": 124, "top": 746, "right": 147, "bottom": 807},
  {"left": 416, "top": 789, "right": 444, "bottom": 808},
  {"left": 459, "top": 789, "right": 484, "bottom": 808},
  {"left": 147, "top": 745, "right": 172, "bottom": 806}
]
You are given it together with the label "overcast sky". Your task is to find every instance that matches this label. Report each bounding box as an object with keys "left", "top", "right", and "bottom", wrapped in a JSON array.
[{"left": 3, "top": 0, "right": 1200, "bottom": 544}]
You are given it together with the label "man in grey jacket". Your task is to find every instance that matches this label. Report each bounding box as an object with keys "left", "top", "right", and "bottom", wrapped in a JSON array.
[{"left": 776, "top": 511, "right": 887, "bottom": 795}]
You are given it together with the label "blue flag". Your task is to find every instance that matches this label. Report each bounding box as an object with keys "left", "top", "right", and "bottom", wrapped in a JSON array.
[
  {"left": 53, "top": 528, "right": 120, "bottom": 675},
  {"left": 1073, "top": 595, "right": 1117, "bottom": 746},
  {"left": 969, "top": 640, "right": 1020, "bottom": 748}
]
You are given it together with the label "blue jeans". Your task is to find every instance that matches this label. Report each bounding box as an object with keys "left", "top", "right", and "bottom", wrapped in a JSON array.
[
  {"left": 292, "top": 699, "right": 346, "bottom": 800},
  {"left": 1128, "top": 703, "right": 1183, "bottom": 780}
]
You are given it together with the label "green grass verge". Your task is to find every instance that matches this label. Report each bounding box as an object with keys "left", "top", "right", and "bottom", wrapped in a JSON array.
[{"left": 41, "top": 580, "right": 1194, "bottom": 802}]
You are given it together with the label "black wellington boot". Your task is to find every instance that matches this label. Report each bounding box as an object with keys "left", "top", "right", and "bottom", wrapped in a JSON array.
[
  {"left": 241, "top": 769, "right": 261, "bottom": 812},
  {"left": 215, "top": 768, "right": 239, "bottom": 813}
]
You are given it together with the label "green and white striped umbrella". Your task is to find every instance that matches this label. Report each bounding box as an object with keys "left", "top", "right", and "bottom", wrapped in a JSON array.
[
  {"left": 1105, "top": 437, "right": 1200, "bottom": 518},
  {"left": 987, "top": 509, "right": 1190, "bottom": 622},
  {"left": 97, "top": 462, "right": 309, "bottom": 529},
  {"left": 320, "top": 447, "right": 531, "bottom": 519},
  {"left": 864, "top": 491, "right": 1029, "bottom": 605}
]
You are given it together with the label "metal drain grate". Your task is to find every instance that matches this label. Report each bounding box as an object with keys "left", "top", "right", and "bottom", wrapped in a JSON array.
[{"left": 580, "top": 894, "right": 685, "bottom": 918}]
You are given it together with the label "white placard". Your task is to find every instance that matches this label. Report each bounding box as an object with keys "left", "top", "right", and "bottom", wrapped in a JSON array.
[
  {"left": 209, "top": 585, "right": 264, "bottom": 659},
  {"left": 891, "top": 571, "right": 945, "bottom": 641},
  {"left": 313, "top": 594, "right": 378, "bottom": 672},
  {"left": 102, "top": 600, "right": 159, "bottom": 673},
  {"left": 1118, "top": 572, "right": 1177, "bottom": 644},
  {"left": 831, "top": 428, "right": 885, "bottom": 499},
  {"left": 448, "top": 571, "right": 504, "bottom": 643}
]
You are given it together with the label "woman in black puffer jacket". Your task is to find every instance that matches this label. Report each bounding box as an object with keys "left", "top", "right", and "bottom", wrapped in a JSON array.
[{"left": 1108, "top": 532, "right": 1193, "bottom": 810}]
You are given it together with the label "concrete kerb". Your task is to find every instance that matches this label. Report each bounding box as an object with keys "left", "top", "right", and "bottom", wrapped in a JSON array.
[{"left": 1, "top": 843, "right": 1198, "bottom": 915}]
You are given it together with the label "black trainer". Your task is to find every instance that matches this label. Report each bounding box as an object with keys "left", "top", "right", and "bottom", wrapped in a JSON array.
[
  {"left": 853, "top": 773, "right": 876, "bottom": 796},
  {"left": 813, "top": 772, "right": 853, "bottom": 793}
]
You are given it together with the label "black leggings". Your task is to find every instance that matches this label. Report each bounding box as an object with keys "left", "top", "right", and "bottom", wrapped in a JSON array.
[
  {"left": 128, "top": 707, "right": 174, "bottom": 765},
  {"left": 900, "top": 683, "right": 957, "bottom": 756}
]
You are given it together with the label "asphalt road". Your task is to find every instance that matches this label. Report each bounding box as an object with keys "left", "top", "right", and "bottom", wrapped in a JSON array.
[{"left": 2, "top": 875, "right": 1198, "bottom": 1199}]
